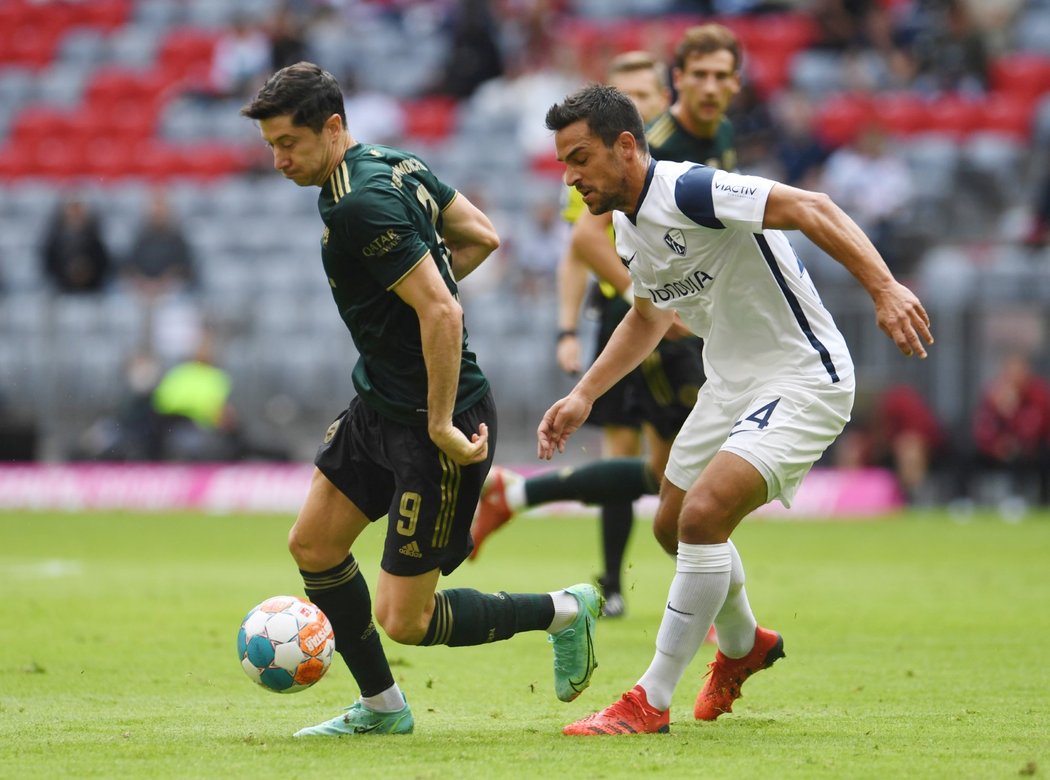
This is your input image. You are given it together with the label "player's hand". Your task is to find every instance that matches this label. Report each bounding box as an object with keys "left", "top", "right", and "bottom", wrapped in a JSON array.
[
  {"left": 873, "top": 281, "right": 934, "bottom": 359},
  {"left": 430, "top": 422, "right": 489, "bottom": 466},
  {"left": 537, "top": 392, "right": 592, "bottom": 460},
  {"left": 556, "top": 333, "right": 580, "bottom": 375}
]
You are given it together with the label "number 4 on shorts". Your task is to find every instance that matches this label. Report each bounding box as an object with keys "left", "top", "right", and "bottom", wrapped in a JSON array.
[{"left": 730, "top": 398, "right": 780, "bottom": 435}]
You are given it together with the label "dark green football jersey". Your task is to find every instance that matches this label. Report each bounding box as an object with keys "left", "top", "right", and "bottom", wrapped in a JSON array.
[
  {"left": 317, "top": 143, "right": 488, "bottom": 425},
  {"left": 645, "top": 113, "right": 736, "bottom": 170}
]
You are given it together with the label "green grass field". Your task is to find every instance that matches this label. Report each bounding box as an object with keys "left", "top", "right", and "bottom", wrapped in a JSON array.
[{"left": 2, "top": 509, "right": 1048, "bottom": 779}]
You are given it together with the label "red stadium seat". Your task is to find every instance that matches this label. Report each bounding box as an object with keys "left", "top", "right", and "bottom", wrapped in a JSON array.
[
  {"left": 748, "top": 13, "right": 820, "bottom": 58},
  {"left": 814, "top": 94, "right": 874, "bottom": 148},
  {"left": 402, "top": 97, "right": 458, "bottom": 143},
  {"left": 871, "top": 92, "right": 932, "bottom": 137},
  {"left": 989, "top": 54, "right": 1050, "bottom": 101},
  {"left": 158, "top": 28, "right": 220, "bottom": 72},
  {"left": 927, "top": 95, "right": 984, "bottom": 138},
  {"left": 10, "top": 106, "right": 72, "bottom": 142},
  {"left": 979, "top": 94, "right": 1035, "bottom": 140},
  {"left": 746, "top": 49, "right": 795, "bottom": 100}
]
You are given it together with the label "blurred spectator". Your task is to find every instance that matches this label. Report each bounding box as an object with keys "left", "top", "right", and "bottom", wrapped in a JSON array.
[
  {"left": 344, "top": 72, "right": 405, "bottom": 145},
  {"left": 769, "top": 90, "right": 828, "bottom": 187},
  {"left": 510, "top": 201, "right": 564, "bottom": 299},
  {"left": 818, "top": 122, "right": 914, "bottom": 274},
  {"left": 434, "top": 0, "right": 505, "bottom": 98},
  {"left": 209, "top": 14, "right": 272, "bottom": 99},
  {"left": 880, "top": 384, "right": 947, "bottom": 504},
  {"left": 268, "top": 2, "right": 307, "bottom": 70},
  {"left": 149, "top": 331, "right": 288, "bottom": 462},
  {"left": 40, "top": 195, "right": 112, "bottom": 294},
  {"left": 1023, "top": 164, "right": 1050, "bottom": 248},
  {"left": 728, "top": 81, "right": 777, "bottom": 176},
  {"left": 834, "top": 383, "right": 949, "bottom": 504},
  {"left": 970, "top": 353, "right": 1050, "bottom": 506},
  {"left": 121, "top": 191, "right": 197, "bottom": 301},
  {"left": 911, "top": 0, "right": 989, "bottom": 95},
  {"left": 70, "top": 351, "right": 163, "bottom": 461}
]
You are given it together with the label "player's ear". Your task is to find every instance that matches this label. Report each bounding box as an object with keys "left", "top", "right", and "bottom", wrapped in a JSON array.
[
  {"left": 323, "top": 113, "right": 344, "bottom": 137},
  {"left": 617, "top": 130, "right": 638, "bottom": 158}
]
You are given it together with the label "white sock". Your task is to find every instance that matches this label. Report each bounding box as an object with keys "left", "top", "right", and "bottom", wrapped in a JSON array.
[
  {"left": 637, "top": 542, "right": 732, "bottom": 711},
  {"left": 546, "top": 589, "right": 578, "bottom": 633},
  {"left": 505, "top": 478, "right": 526, "bottom": 511},
  {"left": 713, "top": 540, "right": 758, "bottom": 658},
  {"left": 360, "top": 683, "right": 406, "bottom": 712}
]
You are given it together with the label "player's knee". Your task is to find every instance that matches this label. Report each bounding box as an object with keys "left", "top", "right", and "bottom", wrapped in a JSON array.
[
  {"left": 287, "top": 526, "right": 335, "bottom": 571},
  {"left": 652, "top": 521, "right": 677, "bottom": 556},
  {"left": 375, "top": 607, "right": 426, "bottom": 645},
  {"left": 678, "top": 493, "right": 731, "bottom": 544}
]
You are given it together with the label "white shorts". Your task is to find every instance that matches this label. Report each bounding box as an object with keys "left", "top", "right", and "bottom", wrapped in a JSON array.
[{"left": 664, "top": 374, "right": 856, "bottom": 508}]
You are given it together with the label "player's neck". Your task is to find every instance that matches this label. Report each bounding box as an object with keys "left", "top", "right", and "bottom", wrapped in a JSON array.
[
  {"left": 621, "top": 153, "right": 652, "bottom": 217},
  {"left": 321, "top": 133, "right": 356, "bottom": 184},
  {"left": 671, "top": 104, "right": 719, "bottom": 139}
]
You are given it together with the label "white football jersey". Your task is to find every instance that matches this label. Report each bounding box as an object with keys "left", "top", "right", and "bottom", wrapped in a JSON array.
[{"left": 613, "top": 160, "right": 854, "bottom": 397}]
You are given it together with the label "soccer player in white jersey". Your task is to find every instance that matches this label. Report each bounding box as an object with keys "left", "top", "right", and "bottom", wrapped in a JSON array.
[{"left": 541, "top": 84, "right": 933, "bottom": 735}]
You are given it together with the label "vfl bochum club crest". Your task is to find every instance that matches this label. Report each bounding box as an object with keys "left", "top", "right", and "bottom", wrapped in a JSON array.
[{"left": 663, "top": 229, "right": 686, "bottom": 255}]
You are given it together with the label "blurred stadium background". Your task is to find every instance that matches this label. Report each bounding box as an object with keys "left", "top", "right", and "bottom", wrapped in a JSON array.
[{"left": 0, "top": 0, "right": 1048, "bottom": 510}]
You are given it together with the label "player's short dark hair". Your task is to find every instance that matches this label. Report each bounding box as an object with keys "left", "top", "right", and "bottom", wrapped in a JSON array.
[
  {"left": 545, "top": 84, "right": 648, "bottom": 154},
  {"left": 240, "top": 61, "right": 345, "bottom": 133},
  {"left": 674, "top": 23, "right": 741, "bottom": 72}
]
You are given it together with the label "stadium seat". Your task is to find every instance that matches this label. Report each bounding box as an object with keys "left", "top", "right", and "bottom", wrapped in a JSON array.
[
  {"left": 871, "top": 92, "right": 932, "bottom": 137},
  {"left": 401, "top": 96, "right": 459, "bottom": 143},
  {"left": 790, "top": 50, "right": 845, "bottom": 97},
  {"left": 814, "top": 94, "right": 873, "bottom": 148},
  {"left": 989, "top": 54, "right": 1050, "bottom": 101},
  {"left": 979, "top": 94, "right": 1034, "bottom": 140},
  {"left": 926, "top": 95, "right": 982, "bottom": 139}
]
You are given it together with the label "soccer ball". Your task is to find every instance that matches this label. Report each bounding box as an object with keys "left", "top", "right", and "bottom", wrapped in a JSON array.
[{"left": 237, "top": 595, "right": 336, "bottom": 693}]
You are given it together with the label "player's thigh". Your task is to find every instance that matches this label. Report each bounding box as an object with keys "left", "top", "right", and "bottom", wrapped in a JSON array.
[
  {"left": 379, "top": 392, "right": 496, "bottom": 580},
  {"left": 642, "top": 422, "right": 673, "bottom": 482},
  {"left": 289, "top": 468, "right": 372, "bottom": 570},
  {"left": 678, "top": 451, "right": 769, "bottom": 544},
  {"left": 603, "top": 424, "right": 642, "bottom": 458}
]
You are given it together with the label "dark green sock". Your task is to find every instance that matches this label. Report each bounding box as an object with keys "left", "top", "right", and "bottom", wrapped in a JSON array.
[
  {"left": 301, "top": 555, "right": 394, "bottom": 697},
  {"left": 600, "top": 502, "right": 633, "bottom": 593},
  {"left": 524, "top": 457, "right": 658, "bottom": 506},
  {"left": 420, "top": 589, "right": 554, "bottom": 647}
]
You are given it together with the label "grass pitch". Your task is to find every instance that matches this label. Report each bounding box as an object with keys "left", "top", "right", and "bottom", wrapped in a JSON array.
[{"left": 1, "top": 508, "right": 1048, "bottom": 779}]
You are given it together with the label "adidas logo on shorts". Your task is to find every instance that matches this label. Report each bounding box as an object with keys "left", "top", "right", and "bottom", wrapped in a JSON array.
[{"left": 398, "top": 540, "right": 422, "bottom": 558}]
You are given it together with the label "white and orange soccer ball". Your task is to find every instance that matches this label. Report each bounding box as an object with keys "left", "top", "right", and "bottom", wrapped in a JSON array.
[{"left": 237, "top": 595, "right": 335, "bottom": 693}]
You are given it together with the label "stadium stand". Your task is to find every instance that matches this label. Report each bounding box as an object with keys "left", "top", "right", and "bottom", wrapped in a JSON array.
[{"left": 0, "top": 0, "right": 1048, "bottom": 477}]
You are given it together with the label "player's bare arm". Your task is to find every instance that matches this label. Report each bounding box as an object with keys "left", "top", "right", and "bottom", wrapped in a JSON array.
[
  {"left": 762, "top": 183, "right": 934, "bottom": 359},
  {"left": 571, "top": 209, "right": 631, "bottom": 294},
  {"left": 439, "top": 193, "right": 500, "bottom": 281},
  {"left": 555, "top": 245, "right": 588, "bottom": 374},
  {"left": 394, "top": 256, "right": 488, "bottom": 465},
  {"left": 538, "top": 297, "right": 674, "bottom": 459}
]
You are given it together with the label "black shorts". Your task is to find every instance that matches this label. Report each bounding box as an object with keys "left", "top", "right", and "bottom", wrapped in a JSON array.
[
  {"left": 586, "top": 292, "right": 641, "bottom": 430},
  {"left": 585, "top": 295, "right": 705, "bottom": 440},
  {"left": 626, "top": 336, "right": 705, "bottom": 439},
  {"left": 314, "top": 391, "right": 497, "bottom": 577}
]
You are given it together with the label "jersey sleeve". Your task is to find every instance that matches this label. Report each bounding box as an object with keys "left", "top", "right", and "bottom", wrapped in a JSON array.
[
  {"left": 674, "top": 166, "right": 774, "bottom": 233},
  {"left": 336, "top": 185, "right": 432, "bottom": 290}
]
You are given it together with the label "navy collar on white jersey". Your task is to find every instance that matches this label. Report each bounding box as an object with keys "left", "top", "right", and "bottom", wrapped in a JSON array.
[{"left": 625, "top": 158, "right": 656, "bottom": 225}]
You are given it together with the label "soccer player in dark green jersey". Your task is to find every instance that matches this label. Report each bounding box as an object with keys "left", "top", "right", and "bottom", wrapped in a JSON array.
[
  {"left": 472, "top": 27, "right": 741, "bottom": 619},
  {"left": 241, "top": 62, "right": 602, "bottom": 738}
]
